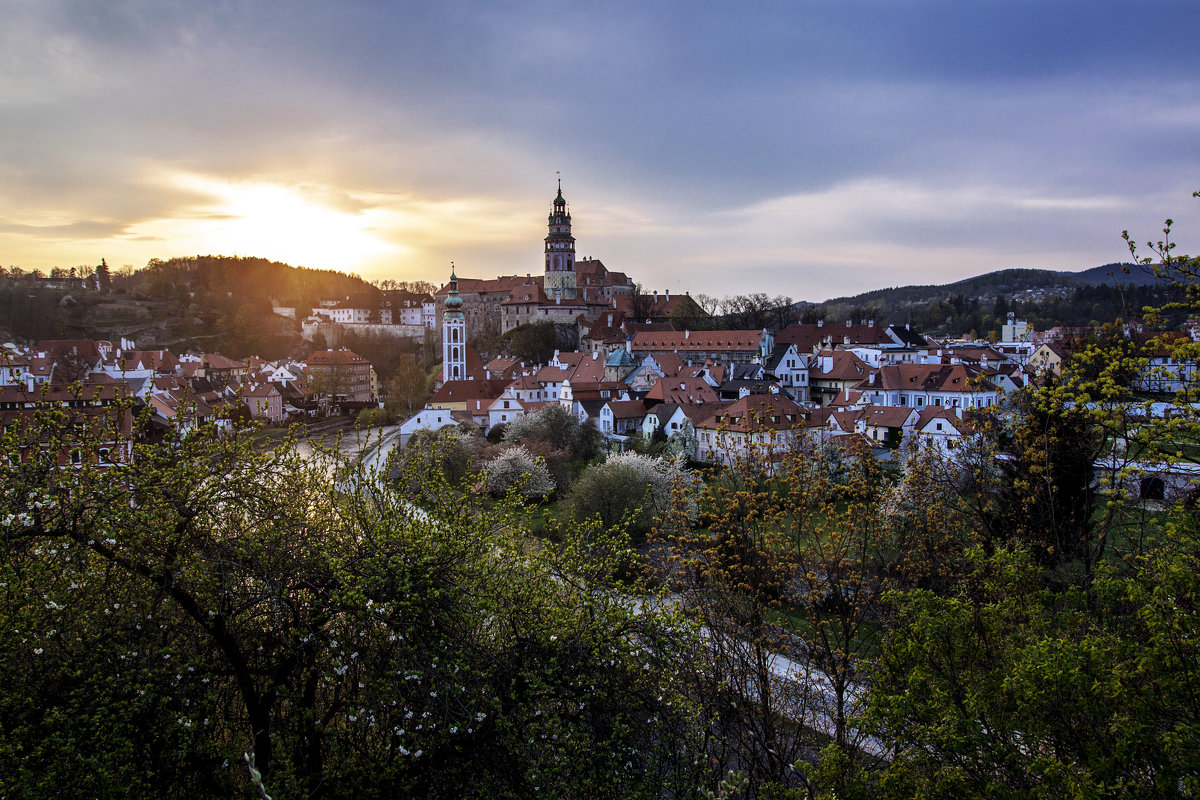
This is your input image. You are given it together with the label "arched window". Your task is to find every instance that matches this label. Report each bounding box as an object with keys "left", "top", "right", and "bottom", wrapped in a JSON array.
[
  {"left": 1140, "top": 476, "right": 1166, "bottom": 501},
  {"left": 453, "top": 366, "right": 460, "bottom": 378},
  {"left": 452, "top": 346, "right": 459, "bottom": 361}
]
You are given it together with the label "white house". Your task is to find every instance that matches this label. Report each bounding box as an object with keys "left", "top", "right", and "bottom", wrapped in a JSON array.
[
  {"left": 488, "top": 386, "right": 528, "bottom": 429},
  {"left": 398, "top": 407, "right": 461, "bottom": 447},
  {"left": 764, "top": 343, "right": 810, "bottom": 402},
  {"left": 854, "top": 363, "right": 999, "bottom": 411},
  {"left": 911, "top": 407, "right": 969, "bottom": 453}
]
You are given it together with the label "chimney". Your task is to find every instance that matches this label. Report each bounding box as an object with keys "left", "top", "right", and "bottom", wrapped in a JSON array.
[
  {"left": 846, "top": 320, "right": 852, "bottom": 327},
  {"left": 817, "top": 320, "right": 823, "bottom": 328},
  {"left": 685, "top": 330, "right": 690, "bottom": 339},
  {"left": 665, "top": 289, "right": 670, "bottom": 302},
  {"left": 653, "top": 290, "right": 659, "bottom": 303}
]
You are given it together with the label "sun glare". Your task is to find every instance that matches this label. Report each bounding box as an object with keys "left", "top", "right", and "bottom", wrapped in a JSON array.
[{"left": 146, "top": 173, "right": 404, "bottom": 273}]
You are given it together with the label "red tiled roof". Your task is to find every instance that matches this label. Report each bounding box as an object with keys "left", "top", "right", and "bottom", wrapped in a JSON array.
[
  {"left": 631, "top": 330, "right": 766, "bottom": 353},
  {"left": 694, "top": 393, "right": 809, "bottom": 432},
  {"left": 859, "top": 363, "right": 993, "bottom": 394},
  {"left": 306, "top": 349, "right": 368, "bottom": 366},
  {"left": 428, "top": 379, "right": 508, "bottom": 405}
]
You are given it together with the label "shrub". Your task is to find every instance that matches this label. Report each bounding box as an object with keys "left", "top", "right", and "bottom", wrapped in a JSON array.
[
  {"left": 481, "top": 446, "right": 555, "bottom": 500},
  {"left": 566, "top": 452, "right": 693, "bottom": 535}
]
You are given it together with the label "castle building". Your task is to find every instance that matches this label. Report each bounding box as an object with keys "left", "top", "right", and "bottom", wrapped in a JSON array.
[{"left": 433, "top": 182, "right": 642, "bottom": 337}]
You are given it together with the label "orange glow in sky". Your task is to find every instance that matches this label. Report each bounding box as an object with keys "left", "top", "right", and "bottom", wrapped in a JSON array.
[{"left": 128, "top": 173, "right": 407, "bottom": 275}]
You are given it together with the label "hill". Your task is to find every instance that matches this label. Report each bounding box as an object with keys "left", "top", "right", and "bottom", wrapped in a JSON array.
[
  {"left": 806, "top": 263, "right": 1179, "bottom": 338},
  {"left": 0, "top": 255, "right": 378, "bottom": 358}
]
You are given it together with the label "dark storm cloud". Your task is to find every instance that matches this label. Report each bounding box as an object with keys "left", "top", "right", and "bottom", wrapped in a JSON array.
[{"left": 3, "top": 0, "right": 1200, "bottom": 294}]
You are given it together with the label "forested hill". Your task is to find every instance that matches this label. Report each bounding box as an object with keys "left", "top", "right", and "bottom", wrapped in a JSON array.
[
  {"left": 807, "top": 264, "right": 1176, "bottom": 337},
  {"left": 0, "top": 255, "right": 381, "bottom": 355},
  {"left": 819, "top": 264, "right": 1154, "bottom": 309},
  {"left": 130, "top": 255, "right": 379, "bottom": 314}
]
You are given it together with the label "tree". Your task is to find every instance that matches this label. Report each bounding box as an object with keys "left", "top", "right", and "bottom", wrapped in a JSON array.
[
  {"left": 501, "top": 321, "right": 572, "bottom": 365},
  {"left": 384, "top": 354, "right": 432, "bottom": 420},
  {"left": 656, "top": 431, "right": 887, "bottom": 794},
  {"left": 95, "top": 258, "right": 111, "bottom": 292},
  {"left": 0, "top": 403, "right": 712, "bottom": 798},
  {"left": 480, "top": 446, "right": 555, "bottom": 500},
  {"left": 566, "top": 452, "right": 692, "bottom": 537},
  {"left": 503, "top": 403, "right": 598, "bottom": 462}
]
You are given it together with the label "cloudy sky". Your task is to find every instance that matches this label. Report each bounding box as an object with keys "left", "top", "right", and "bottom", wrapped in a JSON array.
[{"left": 3, "top": 0, "right": 1199, "bottom": 300}]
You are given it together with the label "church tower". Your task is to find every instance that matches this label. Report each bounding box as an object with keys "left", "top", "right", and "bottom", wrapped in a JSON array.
[
  {"left": 442, "top": 267, "right": 467, "bottom": 383},
  {"left": 543, "top": 179, "right": 577, "bottom": 302}
]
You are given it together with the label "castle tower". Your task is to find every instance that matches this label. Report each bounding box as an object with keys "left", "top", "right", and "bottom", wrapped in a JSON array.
[
  {"left": 442, "top": 267, "right": 467, "bottom": 383},
  {"left": 543, "top": 178, "right": 577, "bottom": 302}
]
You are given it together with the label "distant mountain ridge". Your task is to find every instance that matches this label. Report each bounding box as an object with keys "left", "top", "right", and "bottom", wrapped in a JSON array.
[{"left": 815, "top": 263, "right": 1158, "bottom": 308}]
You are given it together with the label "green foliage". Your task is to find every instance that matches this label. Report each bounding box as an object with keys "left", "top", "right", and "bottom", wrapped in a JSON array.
[
  {"left": 498, "top": 321, "right": 576, "bottom": 365},
  {"left": 382, "top": 353, "right": 432, "bottom": 418},
  {"left": 356, "top": 405, "right": 392, "bottom": 427},
  {"left": 0, "top": 408, "right": 709, "bottom": 799},
  {"left": 503, "top": 403, "right": 602, "bottom": 466},
  {"left": 871, "top": 538, "right": 1200, "bottom": 799},
  {"left": 95, "top": 258, "right": 111, "bottom": 292},
  {"left": 566, "top": 452, "right": 692, "bottom": 536},
  {"left": 394, "top": 427, "right": 475, "bottom": 491}
]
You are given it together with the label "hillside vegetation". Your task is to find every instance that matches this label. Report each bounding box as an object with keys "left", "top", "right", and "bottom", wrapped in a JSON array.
[{"left": 1, "top": 256, "right": 378, "bottom": 358}]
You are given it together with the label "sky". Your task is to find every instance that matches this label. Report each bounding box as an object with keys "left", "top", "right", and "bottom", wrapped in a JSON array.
[{"left": 3, "top": 0, "right": 1200, "bottom": 302}]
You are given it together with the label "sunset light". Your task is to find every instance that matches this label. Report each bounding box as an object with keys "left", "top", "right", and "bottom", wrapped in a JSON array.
[{"left": 138, "top": 173, "right": 405, "bottom": 274}]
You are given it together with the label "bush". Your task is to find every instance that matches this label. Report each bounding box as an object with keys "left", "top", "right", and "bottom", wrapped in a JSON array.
[
  {"left": 395, "top": 428, "right": 474, "bottom": 489},
  {"left": 503, "top": 404, "right": 579, "bottom": 451},
  {"left": 356, "top": 406, "right": 393, "bottom": 428},
  {"left": 566, "top": 452, "right": 693, "bottom": 535},
  {"left": 481, "top": 446, "right": 555, "bottom": 500}
]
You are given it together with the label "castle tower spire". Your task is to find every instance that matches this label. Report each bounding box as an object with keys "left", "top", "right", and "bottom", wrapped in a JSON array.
[{"left": 544, "top": 176, "right": 577, "bottom": 301}]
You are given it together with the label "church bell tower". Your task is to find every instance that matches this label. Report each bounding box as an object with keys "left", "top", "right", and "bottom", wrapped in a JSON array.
[{"left": 442, "top": 267, "right": 467, "bottom": 383}]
